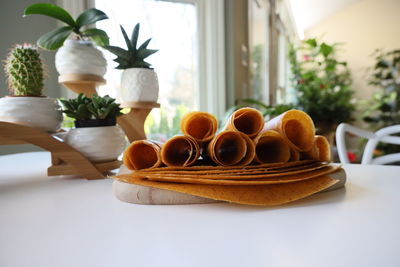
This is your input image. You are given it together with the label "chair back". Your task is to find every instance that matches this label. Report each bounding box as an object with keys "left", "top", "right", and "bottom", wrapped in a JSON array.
[{"left": 336, "top": 123, "right": 400, "bottom": 165}]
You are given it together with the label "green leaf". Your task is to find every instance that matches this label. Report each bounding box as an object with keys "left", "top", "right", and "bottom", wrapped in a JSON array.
[
  {"left": 83, "top": 28, "right": 109, "bottom": 46},
  {"left": 131, "top": 23, "right": 140, "bottom": 50},
  {"left": 120, "top": 25, "right": 133, "bottom": 51},
  {"left": 76, "top": 8, "right": 108, "bottom": 27},
  {"left": 24, "top": 3, "right": 76, "bottom": 27},
  {"left": 37, "top": 26, "right": 73, "bottom": 50},
  {"left": 305, "top": 38, "right": 317, "bottom": 47},
  {"left": 320, "top": 43, "right": 333, "bottom": 57},
  {"left": 137, "top": 49, "right": 158, "bottom": 60},
  {"left": 139, "top": 38, "right": 152, "bottom": 50},
  {"left": 105, "top": 45, "right": 129, "bottom": 59}
]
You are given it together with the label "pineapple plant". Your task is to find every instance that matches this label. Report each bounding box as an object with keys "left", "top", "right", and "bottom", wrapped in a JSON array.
[
  {"left": 105, "top": 23, "right": 160, "bottom": 103},
  {"left": 0, "top": 43, "right": 62, "bottom": 132},
  {"left": 5, "top": 44, "right": 44, "bottom": 96},
  {"left": 105, "top": 24, "right": 158, "bottom": 69}
]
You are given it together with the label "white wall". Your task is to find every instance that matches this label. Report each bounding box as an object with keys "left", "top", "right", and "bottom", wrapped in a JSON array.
[{"left": 305, "top": 0, "right": 400, "bottom": 104}]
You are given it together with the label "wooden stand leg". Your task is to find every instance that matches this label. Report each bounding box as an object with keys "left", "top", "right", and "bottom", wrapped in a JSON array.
[
  {"left": 117, "top": 102, "right": 160, "bottom": 143},
  {"left": 117, "top": 109, "right": 151, "bottom": 143},
  {"left": 0, "top": 122, "right": 110, "bottom": 179}
]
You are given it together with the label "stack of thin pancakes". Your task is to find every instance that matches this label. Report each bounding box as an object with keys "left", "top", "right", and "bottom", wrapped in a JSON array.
[{"left": 114, "top": 108, "right": 344, "bottom": 206}]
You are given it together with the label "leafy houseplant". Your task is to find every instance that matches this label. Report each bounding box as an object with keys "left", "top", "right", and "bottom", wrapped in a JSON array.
[
  {"left": 60, "top": 93, "right": 122, "bottom": 127},
  {"left": 23, "top": 3, "right": 108, "bottom": 78},
  {"left": 288, "top": 38, "right": 356, "bottom": 134},
  {"left": 60, "top": 93, "right": 125, "bottom": 162},
  {"left": 23, "top": 3, "right": 109, "bottom": 49},
  {"left": 105, "top": 24, "right": 159, "bottom": 103},
  {"left": 0, "top": 44, "right": 62, "bottom": 132},
  {"left": 362, "top": 49, "right": 400, "bottom": 156}
]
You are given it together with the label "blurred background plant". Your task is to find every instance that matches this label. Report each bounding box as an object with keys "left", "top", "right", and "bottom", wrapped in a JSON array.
[
  {"left": 288, "top": 38, "right": 356, "bottom": 134},
  {"left": 362, "top": 49, "right": 400, "bottom": 156}
]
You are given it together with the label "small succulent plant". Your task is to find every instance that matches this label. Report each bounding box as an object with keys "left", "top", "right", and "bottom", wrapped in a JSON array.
[
  {"left": 105, "top": 23, "right": 158, "bottom": 69},
  {"left": 23, "top": 3, "right": 109, "bottom": 50},
  {"left": 4, "top": 43, "right": 44, "bottom": 96},
  {"left": 60, "top": 93, "right": 122, "bottom": 121}
]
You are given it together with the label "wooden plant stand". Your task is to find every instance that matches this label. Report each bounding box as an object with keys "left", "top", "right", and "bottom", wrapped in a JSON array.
[
  {"left": 118, "top": 102, "right": 160, "bottom": 143},
  {"left": 59, "top": 74, "right": 105, "bottom": 97},
  {"left": 0, "top": 122, "right": 120, "bottom": 179},
  {"left": 1, "top": 77, "right": 159, "bottom": 180}
]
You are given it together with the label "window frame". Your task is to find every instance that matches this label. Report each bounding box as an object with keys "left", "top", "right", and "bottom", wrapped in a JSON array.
[{"left": 59, "top": 0, "right": 226, "bottom": 119}]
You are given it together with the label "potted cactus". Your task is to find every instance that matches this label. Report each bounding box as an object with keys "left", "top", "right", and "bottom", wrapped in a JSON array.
[
  {"left": 105, "top": 24, "right": 159, "bottom": 104},
  {"left": 23, "top": 3, "right": 109, "bottom": 79},
  {"left": 60, "top": 93, "right": 126, "bottom": 162},
  {"left": 0, "top": 43, "right": 62, "bottom": 132}
]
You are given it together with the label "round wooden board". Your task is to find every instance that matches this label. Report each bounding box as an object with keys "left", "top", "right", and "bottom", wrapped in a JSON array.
[{"left": 112, "top": 165, "right": 346, "bottom": 205}]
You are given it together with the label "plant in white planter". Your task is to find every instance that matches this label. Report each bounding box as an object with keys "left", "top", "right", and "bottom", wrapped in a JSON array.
[
  {"left": 60, "top": 93, "right": 126, "bottom": 162},
  {"left": 105, "top": 24, "right": 159, "bottom": 103},
  {"left": 0, "top": 44, "right": 62, "bottom": 132},
  {"left": 23, "top": 3, "right": 109, "bottom": 78}
]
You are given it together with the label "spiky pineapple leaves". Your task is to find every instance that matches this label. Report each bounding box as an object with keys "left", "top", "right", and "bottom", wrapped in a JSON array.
[
  {"left": 24, "top": 3, "right": 109, "bottom": 50},
  {"left": 105, "top": 24, "right": 158, "bottom": 69}
]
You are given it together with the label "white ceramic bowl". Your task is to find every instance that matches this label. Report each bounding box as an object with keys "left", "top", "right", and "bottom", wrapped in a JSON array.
[
  {"left": 65, "top": 126, "right": 126, "bottom": 162},
  {"left": 0, "top": 96, "right": 62, "bottom": 132},
  {"left": 120, "top": 68, "right": 159, "bottom": 103},
  {"left": 55, "top": 40, "right": 107, "bottom": 77}
]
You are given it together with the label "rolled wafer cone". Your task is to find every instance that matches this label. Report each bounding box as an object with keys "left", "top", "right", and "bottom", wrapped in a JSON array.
[
  {"left": 224, "top": 107, "right": 264, "bottom": 139},
  {"left": 264, "top": 109, "right": 315, "bottom": 152},
  {"left": 123, "top": 140, "right": 163, "bottom": 170},
  {"left": 207, "top": 131, "right": 247, "bottom": 166},
  {"left": 236, "top": 132, "right": 256, "bottom": 166},
  {"left": 180, "top": 111, "right": 218, "bottom": 143},
  {"left": 301, "top": 135, "right": 331, "bottom": 162},
  {"left": 254, "top": 130, "right": 291, "bottom": 164},
  {"left": 289, "top": 148, "right": 300, "bottom": 162},
  {"left": 161, "top": 135, "right": 200, "bottom": 167}
]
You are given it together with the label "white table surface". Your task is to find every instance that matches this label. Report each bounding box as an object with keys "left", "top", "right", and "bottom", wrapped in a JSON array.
[{"left": 0, "top": 152, "right": 399, "bottom": 267}]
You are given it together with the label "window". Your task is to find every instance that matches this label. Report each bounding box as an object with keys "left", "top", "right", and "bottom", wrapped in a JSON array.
[
  {"left": 248, "top": 0, "right": 270, "bottom": 104},
  {"left": 95, "top": 0, "right": 200, "bottom": 140}
]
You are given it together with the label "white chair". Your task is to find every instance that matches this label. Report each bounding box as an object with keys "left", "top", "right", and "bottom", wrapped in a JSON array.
[{"left": 336, "top": 123, "right": 400, "bottom": 165}]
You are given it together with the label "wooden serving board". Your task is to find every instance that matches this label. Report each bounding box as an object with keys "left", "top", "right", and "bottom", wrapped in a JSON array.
[{"left": 112, "top": 165, "right": 346, "bottom": 205}]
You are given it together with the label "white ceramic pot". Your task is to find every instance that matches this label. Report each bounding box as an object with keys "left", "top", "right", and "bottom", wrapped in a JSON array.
[
  {"left": 120, "top": 68, "right": 159, "bottom": 103},
  {"left": 65, "top": 126, "right": 126, "bottom": 162},
  {"left": 0, "top": 96, "right": 62, "bottom": 132},
  {"left": 55, "top": 40, "right": 107, "bottom": 77}
]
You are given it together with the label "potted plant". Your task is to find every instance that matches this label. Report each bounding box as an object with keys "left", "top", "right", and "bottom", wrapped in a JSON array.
[
  {"left": 105, "top": 24, "right": 159, "bottom": 103},
  {"left": 0, "top": 43, "right": 62, "bottom": 132},
  {"left": 23, "top": 3, "right": 109, "bottom": 79},
  {"left": 60, "top": 93, "right": 126, "bottom": 162},
  {"left": 288, "top": 38, "right": 356, "bottom": 136},
  {"left": 363, "top": 49, "right": 400, "bottom": 156}
]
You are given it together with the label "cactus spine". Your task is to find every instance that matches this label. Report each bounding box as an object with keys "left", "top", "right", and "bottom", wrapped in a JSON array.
[{"left": 4, "top": 43, "right": 44, "bottom": 96}]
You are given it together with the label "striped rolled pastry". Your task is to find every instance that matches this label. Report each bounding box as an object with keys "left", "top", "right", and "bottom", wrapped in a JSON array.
[
  {"left": 264, "top": 109, "right": 315, "bottom": 152},
  {"left": 207, "top": 131, "right": 251, "bottom": 166},
  {"left": 123, "top": 140, "right": 162, "bottom": 170},
  {"left": 225, "top": 107, "right": 264, "bottom": 139},
  {"left": 253, "top": 130, "right": 291, "bottom": 164},
  {"left": 301, "top": 135, "right": 331, "bottom": 162},
  {"left": 180, "top": 111, "right": 218, "bottom": 143},
  {"left": 161, "top": 135, "right": 200, "bottom": 167}
]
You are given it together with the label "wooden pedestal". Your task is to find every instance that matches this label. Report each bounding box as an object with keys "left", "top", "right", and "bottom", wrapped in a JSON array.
[{"left": 59, "top": 74, "right": 105, "bottom": 97}]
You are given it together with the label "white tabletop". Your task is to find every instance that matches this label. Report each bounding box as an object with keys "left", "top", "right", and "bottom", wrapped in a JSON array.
[{"left": 1, "top": 152, "right": 399, "bottom": 267}]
